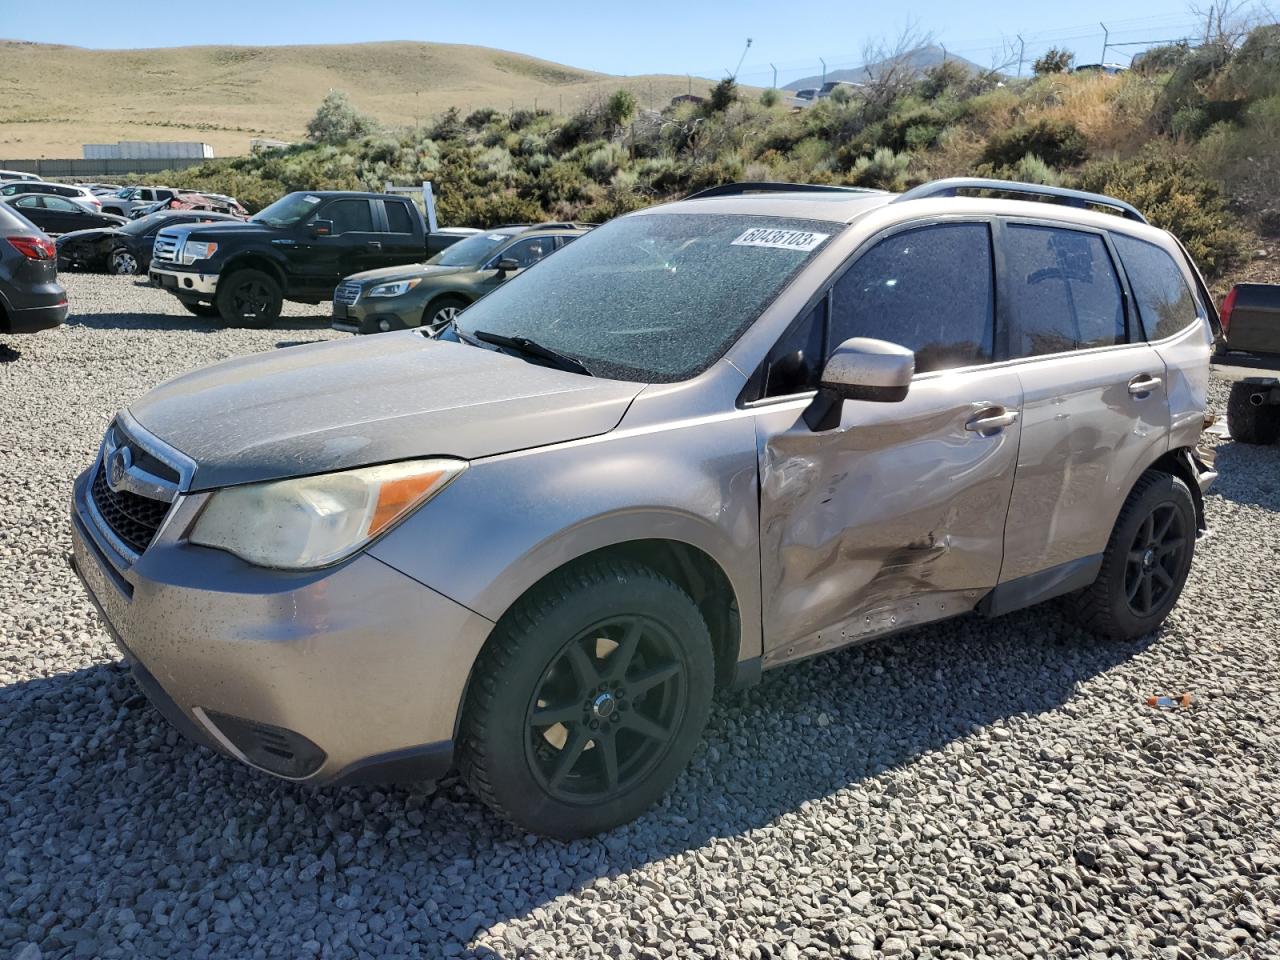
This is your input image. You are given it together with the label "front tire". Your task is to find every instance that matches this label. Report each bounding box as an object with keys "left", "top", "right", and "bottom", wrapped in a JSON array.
[
  {"left": 1067, "top": 471, "right": 1196, "bottom": 640},
  {"left": 422, "top": 295, "right": 469, "bottom": 336},
  {"left": 1226, "top": 382, "right": 1280, "bottom": 445},
  {"left": 109, "top": 247, "right": 140, "bottom": 276},
  {"left": 215, "top": 268, "right": 283, "bottom": 327},
  {"left": 459, "top": 559, "right": 715, "bottom": 839}
]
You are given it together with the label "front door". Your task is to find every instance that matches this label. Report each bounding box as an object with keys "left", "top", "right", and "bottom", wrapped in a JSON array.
[
  {"left": 997, "top": 221, "right": 1171, "bottom": 583},
  {"left": 293, "top": 198, "right": 381, "bottom": 296},
  {"left": 755, "top": 220, "right": 1023, "bottom": 666}
]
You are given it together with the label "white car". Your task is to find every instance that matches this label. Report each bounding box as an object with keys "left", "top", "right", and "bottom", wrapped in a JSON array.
[
  {"left": 0, "top": 169, "right": 42, "bottom": 183},
  {"left": 0, "top": 181, "right": 102, "bottom": 212}
]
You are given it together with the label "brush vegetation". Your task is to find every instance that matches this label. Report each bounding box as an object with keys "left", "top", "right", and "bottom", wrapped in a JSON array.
[{"left": 145, "top": 26, "right": 1280, "bottom": 278}]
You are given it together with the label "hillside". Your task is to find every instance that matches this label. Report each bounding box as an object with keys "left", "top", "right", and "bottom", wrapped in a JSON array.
[
  {"left": 0, "top": 40, "right": 717, "bottom": 158},
  {"left": 784, "top": 45, "right": 988, "bottom": 91}
]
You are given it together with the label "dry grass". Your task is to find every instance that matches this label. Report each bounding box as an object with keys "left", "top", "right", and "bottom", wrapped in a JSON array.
[
  {"left": 1019, "top": 73, "right": 1161, "bottom": 157},
  {"left": 0, "top": 40, "right": 723, "bottom": 158}
]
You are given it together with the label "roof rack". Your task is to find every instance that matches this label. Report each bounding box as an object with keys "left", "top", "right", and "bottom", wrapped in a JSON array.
[
  {"left": 894, "top": 178, "right": 1147, "bottom": 223},
  {"left": 684, "top": 181, "right": 888, "bottom": 201}
]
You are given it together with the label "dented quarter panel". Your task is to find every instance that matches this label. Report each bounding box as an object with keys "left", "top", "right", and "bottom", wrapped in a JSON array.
[{"left": 754, "top": 366, "right": 1024, "bottom": 667}]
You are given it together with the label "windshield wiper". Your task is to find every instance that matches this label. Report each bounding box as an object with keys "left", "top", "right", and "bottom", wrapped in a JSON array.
[{"left": 472, "top": 329, "right": 594, "bottom": 377}]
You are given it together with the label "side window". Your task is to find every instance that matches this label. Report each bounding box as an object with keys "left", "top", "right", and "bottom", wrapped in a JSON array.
[
  {"left": 139, "top": 189, "right": 153, "bottom": 202},
  {"left": 1111, "top": 233, "right": 1200, "bottom": 340},
  {"left": 14, "top": 196, "right": 42, "bottom": 209},
  {"left": 497, "top": 237, "right": 551, "bottom": 268},
  {"left": 383, "top": 201, "right": 414, "bottom": 234},
  {"left": 830, "top": 222, "right": 994, "bottom": 374},
  {"left": 762, "top": 298, "right": 827, "bottom": 397},
  {"left": 46, "top": 197, "right": 78, "bottom": 212},
  {"left": 325, "top": 199, "right": 374, "bottom": 235},
  {"left": 1005, "top": 225, "right": 1125, "bottom": 357}
]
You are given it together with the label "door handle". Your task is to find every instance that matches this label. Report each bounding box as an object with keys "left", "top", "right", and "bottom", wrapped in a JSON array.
[
  {"left": 367, "top": 241, "right": 382, "bottom": 251},
  {"left": 1128, "top": 374, "right": 1162, "bottom": 397},
  {"left": 965, "top": 407, "right": 1019, "bottom": 435}
]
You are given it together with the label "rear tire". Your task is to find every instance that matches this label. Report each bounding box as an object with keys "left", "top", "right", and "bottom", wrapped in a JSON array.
[
  {"left": 459, "top": 559, "right": 715, "bottom": 839},
  {"left": 215, "top": 268, "right": 282, "bottom": 328},
  {"left": 1067, "top": 471, "right": 1196, "bottom": 641},
  {"left": 1226, "top": 382, "right": 1280, "bottom": 445}
]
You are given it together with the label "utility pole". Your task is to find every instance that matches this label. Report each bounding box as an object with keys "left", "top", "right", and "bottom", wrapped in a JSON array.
[
  {"left": 770, "top": 63, "right": 777, "bottom": 89},
  {"left": 940, "top": 43, "right": 948, "bottom": 63},
  {"left": 820, "top": 57, "right": 827, "bottom": 86},
  {"left": 1100, "top": 22, "right": 1110, "bottom": 64},
  {"left": 733, "top": 38, "right": 753, "bottom": 79},
  {"left": 687, "top": 74, "right": 692, "bottom": 95},
  {"left": 1016, "top": 34, "right": 1025, "bottom": 77}
]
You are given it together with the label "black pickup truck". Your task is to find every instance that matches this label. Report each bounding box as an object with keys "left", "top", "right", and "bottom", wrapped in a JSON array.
[
  {"left": 1213, "top": 282, "right": 1280, "bottom": 444},
  {"left": 147, "top": 191, "right": 433, "bottom": 325}
]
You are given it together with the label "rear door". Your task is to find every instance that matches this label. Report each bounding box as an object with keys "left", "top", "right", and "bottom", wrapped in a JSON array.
[
  {"left": 10, "top": 195, "right": 52, "bottom": 232},
  {"left": 755, "top": 220, "right": 1024, "bottom": 665},
  {"left": 1111, "top": 232, "right": 1213, "bottom": 456},
  {"left": 998, "top": 220, "right": 1170, "bottom": 585},
  {"left": 375, "top": 198, "right": 425, "bottom": 267}
]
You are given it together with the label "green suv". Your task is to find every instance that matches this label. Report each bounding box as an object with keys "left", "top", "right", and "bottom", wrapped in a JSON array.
[{"left": 331, "top": 222, "right": 590, "bottom": 335}]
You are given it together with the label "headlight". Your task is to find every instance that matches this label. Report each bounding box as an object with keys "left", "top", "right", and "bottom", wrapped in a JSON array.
[
  {"left": 367, "top": 279, "right": 421, "bottom": 298},
  {"left": 181, "top": 240, "right": 219, "bottom": 264},
  {"left": 188, "top": 458, "right": 465, "bottom": 569}
]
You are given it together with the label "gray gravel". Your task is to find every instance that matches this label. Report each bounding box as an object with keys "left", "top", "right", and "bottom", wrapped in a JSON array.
[{"left": 3, "top": 273, "right": 1279, "bottom": 959}]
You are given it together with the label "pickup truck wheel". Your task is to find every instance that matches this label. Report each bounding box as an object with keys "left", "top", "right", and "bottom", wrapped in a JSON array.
[
  {"left": 1226, "top": 382, "right": 1280, "bottom": 445},
  {"left": 215, "top": 269, "right": 282, "bottom": 327},
  {"left": 423, "top": 295, "right": 468, "bottom": 335},
  {"left": 1067, "top": 471, "right": 1196, "bottom": 641},
  {"left": 458, "top": 558, "right": 715, "bottom": 839},
  {"left": 108, "top": 248, "right": 139, "bottom": 276}
]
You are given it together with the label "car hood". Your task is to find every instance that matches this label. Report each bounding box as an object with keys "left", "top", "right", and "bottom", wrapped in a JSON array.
[
  {"left": 176, "top": 220, "right": 278, "bottom": 240},
  {"left": 347, "top": 263, "right": 468, "bottom": 284},
  {"left": 128, "top": 332, "right": 644, "bottom": 491},
  {"left": 56, "top": 227, "right": 121, "bottom": 246}
]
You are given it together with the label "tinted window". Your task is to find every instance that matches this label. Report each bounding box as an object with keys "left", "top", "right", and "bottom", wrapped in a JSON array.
[
  {"left": 1111, "top": 233, "right": 1200, "bottom": 339},
  {"left": 326, "top": 199, "right": 373, "bottom": 234},
  {"left": 830, "top": 223, "right": 994, "bottom": 373},
  {"left": 45, "top": 196, "right": 80, "bottom": 212},
  {"left": 384, "top": 201, "right": 414, "bottom": 233},
  {"left": 13, "top": 196, "right": 42, "bottom": 208},
  {"left": 763, "top": 298, "right": 826, "bottom": 397},
  {"left": 454, "top": 213, "right": 833, "bottom": 383},
  {"left": 1006, "top": 225, "right": 1125, "bottom": 357},
  {"left": 494, "top": 237, "right": 553, "bottom": 268}
]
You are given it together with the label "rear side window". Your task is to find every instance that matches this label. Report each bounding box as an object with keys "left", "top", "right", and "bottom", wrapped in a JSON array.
[
  {"left": 1111, "top": 233, "right": 1200, "bottom": 339},
  {"left": 830, "top": 222, "right": 994, "bottom": 373},
  {"left": 384, "top": 201, "right": 414, "bottom": 233},
  {"left": 326, "top": 199, "right": 374, "bottom": 234},
  {"left": 1005, "top": 225, "right": 1125, "bottom": 357}
]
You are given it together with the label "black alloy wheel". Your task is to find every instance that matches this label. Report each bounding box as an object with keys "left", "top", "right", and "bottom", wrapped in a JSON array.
[
  {"left": 1124, "top": 502, "right": 1188, "bottom": 617},
  {"left": 525, "top": 614, "right": 687, "bottom": 803}
]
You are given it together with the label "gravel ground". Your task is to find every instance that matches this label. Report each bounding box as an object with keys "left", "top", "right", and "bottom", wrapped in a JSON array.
[{"left": 2, "top": 274, "right": 1279, "bottom": 960}]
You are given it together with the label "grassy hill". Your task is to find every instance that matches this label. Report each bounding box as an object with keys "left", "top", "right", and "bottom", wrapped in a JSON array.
[{"left": 0, "top": 40, "right": 716, "bottom": 158}]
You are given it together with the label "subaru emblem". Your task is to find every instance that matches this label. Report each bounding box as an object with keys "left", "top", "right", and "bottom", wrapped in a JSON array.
[{"left": 107, "top": 446, "right": 131, "bottom": 491}]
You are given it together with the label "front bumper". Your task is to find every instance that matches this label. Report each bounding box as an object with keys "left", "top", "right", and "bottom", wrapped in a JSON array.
[
  {"left": 331, "top": 301, "right": 416, "bottom": 335},
  {"left": 70, "top": 468, "right": 495, "bottom": 786},
  {"left": 149, "top": 265, "right": 219, "bottom": 297}
]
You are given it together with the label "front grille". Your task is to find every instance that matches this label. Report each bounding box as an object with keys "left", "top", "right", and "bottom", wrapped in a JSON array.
[
  {"left": 152, "top": 232, "right": 180, "bottom": 264},
  {"left": 333, "top": 282, "right": 361, "bottom": 306},
  {"left": 90, "top": 462, "right": 170, "bottom": 555}
]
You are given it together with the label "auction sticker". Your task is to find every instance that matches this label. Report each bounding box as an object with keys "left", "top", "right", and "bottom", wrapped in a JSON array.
[{"left": 731, "top": 228, "right": 830, "bottom": 252}]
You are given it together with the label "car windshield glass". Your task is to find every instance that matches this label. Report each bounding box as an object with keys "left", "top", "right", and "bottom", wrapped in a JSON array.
[
  {"left": 428, "top": 231, "right": 512, "bottom": 267},
  {"left": 454, "top": 213, "right": 836, "bottom": 382},
  {"left": 251, "top": 192, "right": 324, "bottom": 227}
]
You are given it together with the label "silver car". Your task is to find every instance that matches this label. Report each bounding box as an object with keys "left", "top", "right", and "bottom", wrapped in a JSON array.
[{"left": 70, "top": 178, "right": 1219, "bottom": 838}]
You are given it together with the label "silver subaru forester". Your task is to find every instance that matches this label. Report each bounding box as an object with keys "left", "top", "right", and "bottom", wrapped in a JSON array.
[{"left": 71, "top": 179, "right": 1218, "bottom": 838}]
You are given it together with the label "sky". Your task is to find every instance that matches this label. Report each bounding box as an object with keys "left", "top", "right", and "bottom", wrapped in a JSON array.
[{"left": 3, "top": 0, "right": 1239, "bottom": 86}]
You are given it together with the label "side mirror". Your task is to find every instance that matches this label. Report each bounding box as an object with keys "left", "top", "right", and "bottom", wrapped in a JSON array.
[
  {"left": 495, "top": 257, "right": 521, "bottom": 274},
  {"left": 310, "top": 219, "right": 334, "bottom": 238},
  {"left": 804, "top": 337, "right": 914, "bottom": 431}
]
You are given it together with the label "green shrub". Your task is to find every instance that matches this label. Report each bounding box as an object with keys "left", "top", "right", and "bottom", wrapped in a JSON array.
[
  {"left": 759, "top": 88, "right": 781, "bottom": 108},
  {"left": 305, "top": 90, "right": 378, "bottom": 145},
  {"left": 849, "top": 147, "right": 911, "bottom": 191},
  {"left": 981, "top": 118, "right": 1087, "bottom": 169},
  {"left": 1077, "top": 150, "right": 1247, "bottom": 277},
  {"left": 1033, "top": 48, "right": 1074, "bottom": 76},
  {"left": 606, "top": 89, "right": 638, "bottom": 128}
]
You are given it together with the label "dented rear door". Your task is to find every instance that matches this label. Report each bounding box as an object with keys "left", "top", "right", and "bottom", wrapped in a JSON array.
[{"left": 754, "top": 366, "right": 1023, "bottom": 667}]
